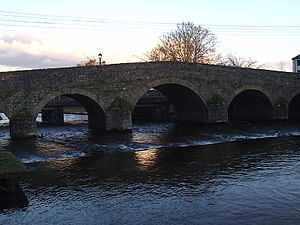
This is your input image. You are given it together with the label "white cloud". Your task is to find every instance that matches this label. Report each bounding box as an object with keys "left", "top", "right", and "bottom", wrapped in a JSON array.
[
  {"left": 0, "top": 33, "right": 87, "bottom": 70},
  {"left": 3, "top": 33, "right": 42, "bottom": 44},
  {"left": 0, "top": 30, "right": 157, "bottom": 71},
  {"left": 262, "top": 61, "right": 292, "bottom": 72}
]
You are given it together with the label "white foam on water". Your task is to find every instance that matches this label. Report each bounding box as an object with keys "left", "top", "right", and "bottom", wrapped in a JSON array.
[{"left": 21, "top": 151, "right": 87, "bottom": 163}]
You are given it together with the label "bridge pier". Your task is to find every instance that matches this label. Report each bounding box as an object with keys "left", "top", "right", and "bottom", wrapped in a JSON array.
[
  {"left": 273, "top": 104, "right": 288, "bottom": 120},
  {"left": 106, "top": 110, "right": 132, "bottom": 131},
  {"left": 41, "top": 108, "right": 64, "bottom": 124},
  {"left": 106, "top": 97, "right": 133, "bottom": 131},
  {"left": 87, "top": 111, "right": 106, "bottom": 132},
  {"left": 208, "top": 103, "right": 228, "bottom": 123}
]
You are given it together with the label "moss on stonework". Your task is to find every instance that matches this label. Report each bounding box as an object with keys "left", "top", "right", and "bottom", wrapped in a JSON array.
[
  {"left": 107, "top": 96, "right": 133, "bottom": 113},
  {"left": 208, "top": 94, "right": 225, "bottom": 104},
  {"left": 4, "top": 90, "right": 17, "bottom": 99},
  {"left": 275, "top": 97, "right": 287, "bottom": 107},
  {"left": 0, "top": 151, "right": 26, "bottom": 178},
  {"left": 11, "top": 108, "right": 31, "bottom": 120}
]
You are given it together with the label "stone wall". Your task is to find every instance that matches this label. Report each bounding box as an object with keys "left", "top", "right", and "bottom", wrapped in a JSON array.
[{"left": 0, "top": 61, "right": 299, "bottom": 138}]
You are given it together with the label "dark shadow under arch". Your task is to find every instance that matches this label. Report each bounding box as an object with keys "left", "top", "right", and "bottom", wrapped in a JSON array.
[
  {"left": 288, "top": 94, "right": 300, "bottom": 121},
  {"left": 132, "top": 83, "right": 208, "bottom": 124},
  {"left": 229, "top": 89, "right": 273, "bottom": 121}
]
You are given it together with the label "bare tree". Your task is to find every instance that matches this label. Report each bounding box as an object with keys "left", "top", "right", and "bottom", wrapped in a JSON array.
[
  {"left": 77, "top": 56, "right": 99, "bottom": 66},
  {"left": 77, "top": 55, "right": 106, "bottom": 66},
  {"left": 221, "top": 54, "right": 262, "bottom": 69},
  {"left": 146, "top": 22, "right": 217, "bottom": 63}
]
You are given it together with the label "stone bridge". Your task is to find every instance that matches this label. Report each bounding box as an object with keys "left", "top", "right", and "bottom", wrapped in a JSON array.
[{"left": 1, "top": 61, "right": 300, "bottom": 139}]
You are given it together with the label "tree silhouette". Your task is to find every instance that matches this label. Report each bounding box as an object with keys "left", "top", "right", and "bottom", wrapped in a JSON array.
[{"left": 146, "top": 22, "right": 217, "bottom": 63}]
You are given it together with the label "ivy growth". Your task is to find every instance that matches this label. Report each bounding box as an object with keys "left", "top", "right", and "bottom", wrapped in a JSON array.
[
  {"left": 11, "top": 108, "right": 32, "bottom": 120},
  {"left": 275, "top": 97, "right": 287, "bottom": 107},
  {"left": 107, "top": 96, "right": 133, "bottom": 113},
  {"left": 208, "top": 94, "right": 225, "bottom": 104}
]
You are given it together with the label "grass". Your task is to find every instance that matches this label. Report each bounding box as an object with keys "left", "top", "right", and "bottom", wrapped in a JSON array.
[
  {"left": 64, "top": 107, "right": 87, "bottom": 114},
  {"left": 0, "top": 151, "right": 26, "bottom": 178}
]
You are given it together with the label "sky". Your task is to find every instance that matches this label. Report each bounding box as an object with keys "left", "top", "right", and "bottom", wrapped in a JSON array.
[{"left": 0, "top": 0, "right": 299, "bottom": 72}]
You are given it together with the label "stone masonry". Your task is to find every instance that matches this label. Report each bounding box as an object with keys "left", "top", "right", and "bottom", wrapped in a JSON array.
[{"left": 0, "top": 61, "right": 299, "bottom": 139}]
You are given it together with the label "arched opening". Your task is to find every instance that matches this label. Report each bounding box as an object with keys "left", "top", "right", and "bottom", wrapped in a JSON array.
[
  {"left": 36, "top": 94, "right": 106, "bottom": 132},
  {"left": 132, "top": 84, "right": 208, "bottom": 124},
  {"left": 0, "top": 112, "right": 10, "bottom": 126},
  {"left": 132, "top": 89, "right": 173, "bottom": 122},
  {"left": 0, "top": 111, "right": 11, "bottom": 139},
  {"left": 228, "top": 89, "right": 273, "bottom": 121},
  {"left": 288, "top": 94, "right": 300, "bottom": 121}
]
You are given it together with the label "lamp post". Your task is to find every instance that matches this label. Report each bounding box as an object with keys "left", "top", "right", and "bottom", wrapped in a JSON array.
[{"left": 98, "top": 53, "right": 102, "bottom": 65}]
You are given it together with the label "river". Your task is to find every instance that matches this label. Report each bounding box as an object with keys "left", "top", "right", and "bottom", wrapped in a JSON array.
[{"left": 0, "top": 115, "right": 300, "bottom": 225}]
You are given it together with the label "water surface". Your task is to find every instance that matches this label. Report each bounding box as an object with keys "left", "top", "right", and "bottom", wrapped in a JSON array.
[{"left": 0, "top": 120, "right": 300, "bottom": 225}]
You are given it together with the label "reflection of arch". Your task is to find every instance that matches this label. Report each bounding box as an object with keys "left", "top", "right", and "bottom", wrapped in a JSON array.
[
  {"left": 228, "top": 89, "right": 273, "bottom": 121},
  {"left": 132, "top": 80, "right": 208, "bottom": 124},
  {"left": 34, "top": 89, "right": 106, "bottom": 131},
  {"left": 288, "top": 93, "right": 300, "bottom": 121}
]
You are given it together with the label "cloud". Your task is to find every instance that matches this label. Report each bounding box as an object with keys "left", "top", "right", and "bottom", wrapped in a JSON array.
[
  {"left": 0, "top": 33, "right": 84, "bottom": 70},
  {"left": 262, "top": 61, "right": 292, "bottom": 72},
  {"left": 0, "top": 30, "right": 152, "bottom": 71},
  {"left": 1, "top": 33, "right": 42, "bottom": 45}
]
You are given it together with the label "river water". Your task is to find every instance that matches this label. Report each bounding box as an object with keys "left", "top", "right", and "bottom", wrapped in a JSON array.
[{"left": 0, "top": 115, "right": 300, "bottom": 225}]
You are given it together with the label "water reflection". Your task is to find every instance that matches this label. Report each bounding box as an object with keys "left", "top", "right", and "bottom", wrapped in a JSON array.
[
  {"left": 5, "top": 131, "right": 87, "bottom": 164},
  {"left": 0, "top": 125, "right": 300, "bottom": 224},
  {"left": 20, "top": 137, "right": 299, "bottom": 186},
  {"left": 135, "top": 149, "right": 159, "bottom": 170},
  {"left": 47, "top": 156, "right": 81, "bottom": 170},
  {"left": 0, "top": 185, "right": 29, "bottom": 211},
  {"left": 8, "top": 136, "right": 297, "bottom": 213}
]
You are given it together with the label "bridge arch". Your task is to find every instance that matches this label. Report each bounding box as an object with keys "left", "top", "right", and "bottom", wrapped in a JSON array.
[
  {"left": 0, "top": 98, "right": 14, "bottom": 120},
  {"left": 0, "top": 102, "right": 16, "bottom": 137},
  {"left": 0, "top": 107, "right": 11, "bottom": 127},
  {"left": 228, "top": 86, "right": 273, "bottom": 104},
  {"left": 288, "top": 93, "right": 300, "bottom": 121},
  {"left": 228, "top": 89, "right": 273, "bottom": 121},
  {"left": 131, "top": 79, "right": 208, "bottom": 124},
  {"left": 34, "top": 88, "right": 106, "bottom": 131}
]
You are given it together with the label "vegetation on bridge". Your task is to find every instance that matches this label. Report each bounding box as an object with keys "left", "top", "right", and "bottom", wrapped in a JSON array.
[
  {"left": 275, "top": 97, "right": 287, "bottom": 107},
  {"left": 11, "top": 108, "right": 32, "bottom": 120},
  {"left": 107, "top": 96, "right": 133, "bottom": 113},
  {"left": 208, "top": 94, "right": 225, "bottom": 105}
]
